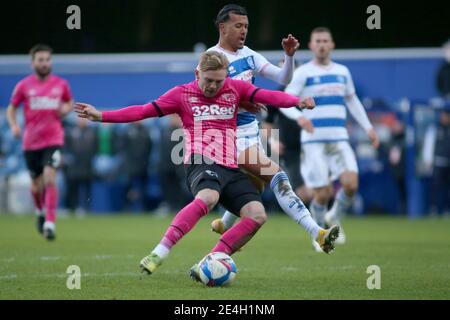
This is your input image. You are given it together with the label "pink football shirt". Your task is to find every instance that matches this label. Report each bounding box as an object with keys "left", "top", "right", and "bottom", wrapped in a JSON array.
[
  {"left": 102, "top": 77, "right": 299, "bottom": 168},
  {"left": 10, "top": 74, "right": 72, "bottom": 151}
]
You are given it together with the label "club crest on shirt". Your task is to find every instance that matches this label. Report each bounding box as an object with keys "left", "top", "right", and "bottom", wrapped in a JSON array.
[
  {"left": 228, "top": 65, "right": 236, "bottom": 75},
  {"left": 246, "top": 56, "right": 255, "bottom": 70},
  {"left": 220, "top": 93, "right": 234, "bottom": 102}
]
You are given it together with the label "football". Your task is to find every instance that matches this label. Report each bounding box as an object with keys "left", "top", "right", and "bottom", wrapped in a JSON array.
[{"left": 198, "top": 252, "right": 237, "bottom": 287}]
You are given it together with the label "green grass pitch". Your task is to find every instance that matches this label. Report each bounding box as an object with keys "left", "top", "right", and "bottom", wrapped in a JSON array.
[{"left": 0, "top": 213, "right": 449, "bottom": 299}]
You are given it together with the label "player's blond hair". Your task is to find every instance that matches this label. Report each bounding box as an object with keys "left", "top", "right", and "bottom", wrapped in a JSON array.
[{"left": 198, "top": 51, "right": 229, "bottom": 72}]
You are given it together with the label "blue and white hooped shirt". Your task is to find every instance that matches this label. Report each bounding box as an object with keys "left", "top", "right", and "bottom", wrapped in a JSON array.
[
  {"left": 284, "top": 60, "right": 356, "bottom": 144},
  {"left": 207, "top": 45, "right": 270, "bottom": 127}
]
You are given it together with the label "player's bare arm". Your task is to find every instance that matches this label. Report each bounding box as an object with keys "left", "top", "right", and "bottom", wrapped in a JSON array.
[
  {"left": 6, "top": 104, "right": 21, "bottom": 138},
  {"left": 75, "top": 102, "right": 102, "bottom": 121}
]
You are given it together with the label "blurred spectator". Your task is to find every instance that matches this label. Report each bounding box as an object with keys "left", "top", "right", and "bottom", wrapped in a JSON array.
[
  {"left": 436, "top": 39, "right": 450, "bottom": 99},
  {"left": 63, "top": 117, "right": 98, "bottom": 214},
  {"left": 120, "top": 121, "right": 152, "bottom": 212},
  {"left": 157, "top": 115, "right": 192, "bottom": 214},
  {"left": 423, "top": 107, "right": 450, "bottom": 215},
  {"left": 97, "top": 123, "right": 118, "bottom": 156},
  {"left": 93, "top": 123, "right": 121, "bottom": 179},
  {"left": 386, "top": 118, "right": 407, "bottom": 213},
  {"left": 0, "top": 130, "right": 3, "bottom": 164}
]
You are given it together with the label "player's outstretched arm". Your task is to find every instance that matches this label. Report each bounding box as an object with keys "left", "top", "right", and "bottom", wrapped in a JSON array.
[
  {"left": 75, "top": 102, "right": 166, "bottom": 123},
  {"left": 250, "top": 87, "right": 315, "bottom": 110}
]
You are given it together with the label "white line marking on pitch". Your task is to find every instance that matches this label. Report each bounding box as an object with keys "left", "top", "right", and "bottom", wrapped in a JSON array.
[
  {"left": 0, "top": 269, "right": 192, "bottom": 280},
  {"left": 40, "top": 256, "right": 61, "bottom": 261},
  {"left": 1, "top": 254, "right": 138, "bottom": 262},
  {"left": 281, "top": 267, "right": 299, "bottom": 272},
  {"left": 93, "top": 255, "right": 113, "bottom": 260}
]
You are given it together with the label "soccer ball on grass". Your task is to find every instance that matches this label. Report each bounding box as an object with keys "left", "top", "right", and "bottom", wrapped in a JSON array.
[{"left": 198, "top": 252, "right": 237, "bottom": 287}]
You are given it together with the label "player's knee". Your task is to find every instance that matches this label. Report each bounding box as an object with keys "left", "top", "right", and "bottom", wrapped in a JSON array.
[
  {"left": 314, "top": 187, "right": 331, "bottom": 204},
  {"left": 247, "top": 210, "right": 267, "bottom": 225},
  {"left": 196, "top": 189, "right": 219, "bottom": 211},
  {"left": 242, "top": 202, "right": 267, "bottom": 225},
  {"left": 43, "top": 167, "right": 57, "bottom": 186},
  {"left": 341, "top": 174, "right": 358, "bottom": 196},
  {"left": 43, "top": 175, "right": 56, "bottom": 187},
  {"left": 31, "top": 181, "right": 40, "bottom": 193},
  {"left": 342, "top": 182, "right": 357, "bottom": 196},
  {"left": 254, "top": 211, "right": 267, "bottom": 225}
]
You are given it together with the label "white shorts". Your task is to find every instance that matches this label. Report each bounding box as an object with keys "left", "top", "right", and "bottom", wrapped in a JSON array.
[
  {"left": 236, "top": 120, "right": 263, "bottom": 156},
  {"left": 301, "top": 141, "right": 358, "bottom": 188}
]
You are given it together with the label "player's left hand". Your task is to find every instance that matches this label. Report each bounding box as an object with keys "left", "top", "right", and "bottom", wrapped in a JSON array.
[
  {"left": 368, "top": 128, "right": 380, "bottom": 148},
  {"left": 282, "top": 34, "right": 300, "bottom": 56},
  {"left": 241, "top": 101, "right": 267, "bottom": 114}
]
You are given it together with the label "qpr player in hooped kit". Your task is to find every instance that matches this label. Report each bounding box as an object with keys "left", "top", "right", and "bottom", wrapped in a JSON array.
[
  {"left": 207, "top": 5, "right": 330, "bottom": 250},
  {"left": 282, "top": 27, "right": 380, "bottom": 250},
  {"left": 75, "top": 51, "right": 339, "bottom": 279}
]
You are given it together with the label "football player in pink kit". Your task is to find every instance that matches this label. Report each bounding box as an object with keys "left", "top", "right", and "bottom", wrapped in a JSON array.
[
  {"left": 7, "top": 44, "right": 73, "bottom": 240},
  {"left": 75, "top": 51, "right": 339, "bottom": 279}
]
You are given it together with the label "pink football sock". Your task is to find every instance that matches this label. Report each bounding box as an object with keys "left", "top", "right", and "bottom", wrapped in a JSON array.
[
  {"left": 160, "top": 198, "right": 209, "bottom": 249},
  {"left": 211, "top": 216, "right": 262, "bottom": 255},
  {"left": 31, "top": 189, "right": 43, "bottom": 211},
  {"left": 44, "top": 185, "right": 58, "bottom": 223}
]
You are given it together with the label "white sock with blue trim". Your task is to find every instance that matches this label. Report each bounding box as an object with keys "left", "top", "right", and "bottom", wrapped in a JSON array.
[{"left": 270, "top": 171, "right": 321, "bottom": 239}]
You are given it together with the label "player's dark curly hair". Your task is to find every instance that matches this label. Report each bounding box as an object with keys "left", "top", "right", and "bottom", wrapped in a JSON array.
[
  {"left": 215, "top": 4, "right": 247, "bottom": 28},
  {"left": 29, "top": 44, "right": 53, "bottom": 59}
]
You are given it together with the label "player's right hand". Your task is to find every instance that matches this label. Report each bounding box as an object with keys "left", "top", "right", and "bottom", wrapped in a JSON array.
[
  {"left": 299, "top": 97, "right": 315, "bottom": 110},
  {"left": 11, "top": 125, "right": 21, "bottom": 138},
  {"left": 297, "top": 117, "right": 314, "bottom": 133},
  {"left": 75, "top": 102, "right": 102, "bottom": 122},
  {"left": 367, "top": 128, "right": 380, "bottom": 148}
]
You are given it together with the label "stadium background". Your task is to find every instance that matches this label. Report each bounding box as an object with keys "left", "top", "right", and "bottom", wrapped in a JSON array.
[
  {"left": 0, "top": 0, "right": 450, "bottom": 302},
  {"left": 1, "top": 0, "right": 449, "bottom": 218}
]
